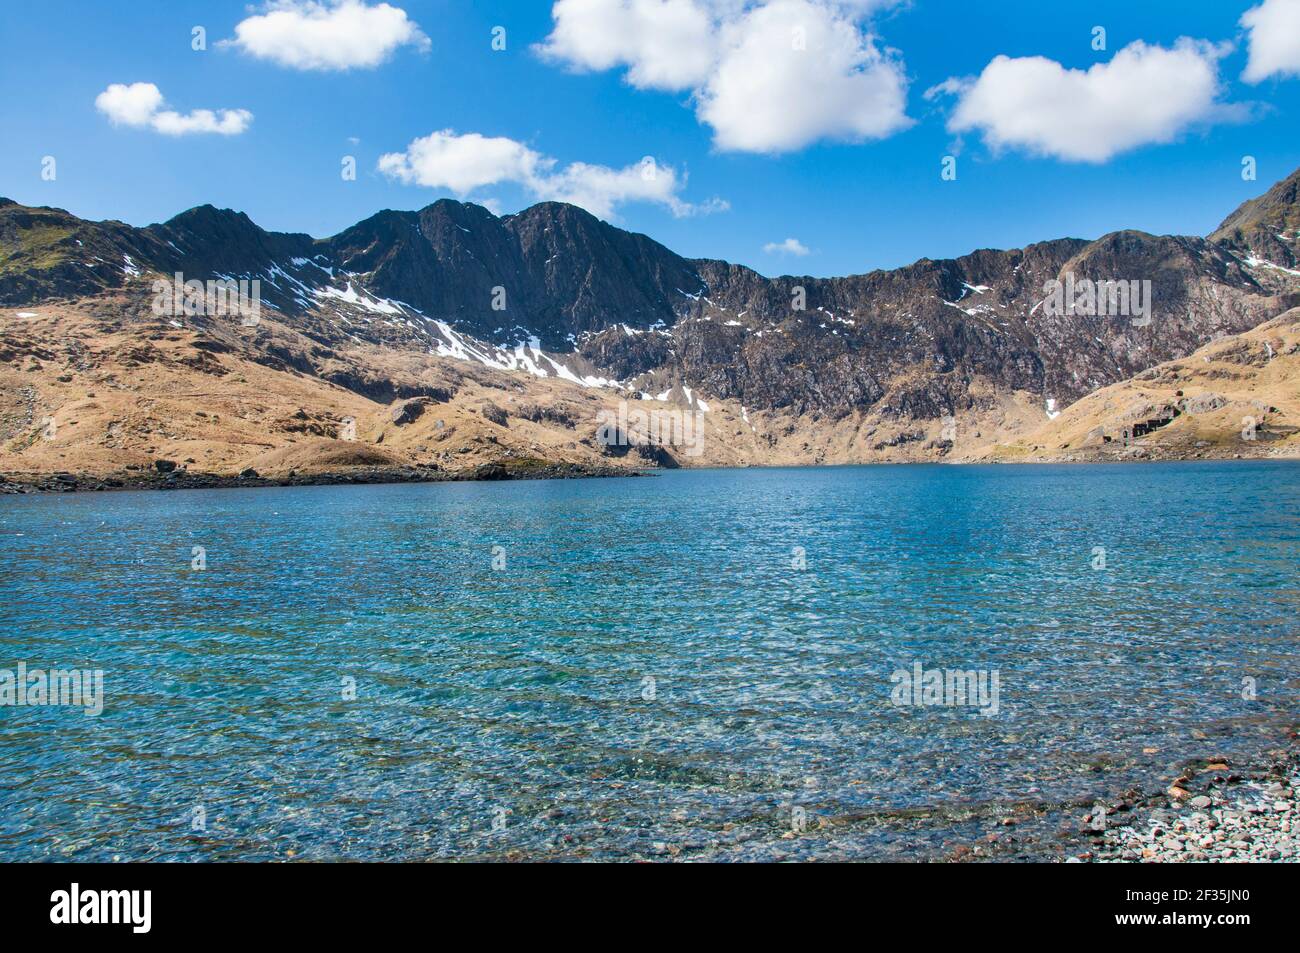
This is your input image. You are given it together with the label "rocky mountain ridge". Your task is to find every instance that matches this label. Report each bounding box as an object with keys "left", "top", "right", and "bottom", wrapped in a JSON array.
[{"left": 2, "top": 168, "right": 1299, "bottom": 479}]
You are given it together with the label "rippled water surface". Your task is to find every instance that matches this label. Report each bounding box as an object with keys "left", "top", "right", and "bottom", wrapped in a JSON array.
[{"left": 1, "top": 462, "right": 1298, "bottom": 861}]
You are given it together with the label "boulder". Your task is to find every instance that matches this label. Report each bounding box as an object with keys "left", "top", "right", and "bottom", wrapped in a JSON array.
[
  {"left": 389, "top": 397, "right": 428, "bottom": 426},
  {"left": 1180, "top": 393, "right": 1227, "bottom": 415}
]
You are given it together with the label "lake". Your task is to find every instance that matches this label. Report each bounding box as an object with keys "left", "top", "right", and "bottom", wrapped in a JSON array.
[{"left": 1, "top": 462, "right": 1298, "bottom": 860}]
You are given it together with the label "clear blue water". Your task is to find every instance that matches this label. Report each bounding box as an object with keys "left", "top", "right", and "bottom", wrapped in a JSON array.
[{"left": 1, "top": 462, "right": 1298, "bottom": 861}]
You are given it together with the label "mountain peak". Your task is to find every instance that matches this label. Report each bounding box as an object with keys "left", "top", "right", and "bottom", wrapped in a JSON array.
[
  {"left": 1210, "top": 166, "right": 1300, "bottom": 249},
  {"left": 510, "top": 200, "right": 602, "bottom": 224},
  {"left": 162, "top": 204, "right": 256, "bottom": 229},
  {"left": 416, "top": 197, "right": 499, "bottom": 218}
]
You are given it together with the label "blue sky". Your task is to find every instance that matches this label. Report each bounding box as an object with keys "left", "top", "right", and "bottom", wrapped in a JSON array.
[{"left": 2, "top": 0, "right": 1299, "bottom": 277}]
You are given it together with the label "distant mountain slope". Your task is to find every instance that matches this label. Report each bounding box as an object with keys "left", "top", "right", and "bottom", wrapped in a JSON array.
[
  {"left": 1210, "top": 166, "right": 1300, "bottom": 274},
  {"left": 985, "top": 307, "right": 1300, "bottom": 463},
  {"left": 2, "top": 167, "right": 1299, "bottom": 472}
]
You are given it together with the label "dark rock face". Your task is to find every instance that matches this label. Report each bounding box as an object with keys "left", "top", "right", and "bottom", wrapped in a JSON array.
[
  {"left": 328, "top": 200, "right": 702, "bottom": 347},
  {"left": 1210, "top": 167, "right": 1300, "bottom": 272},
  {"left": 3, "top": 168, "right": 1299, "bottom": 426},
  {"left": 515, "top": 403, "right": 576, "bottom": 428},
  {"left": 480, "top": 403, "right": 509, "bottom": 427},
  {"left": 389, "top": 397, "right": 429, "bottom": 426},
  {"left": 146, "top": 205, "right": 318, "bottom": 280},
  {"left": 329, "top": 202, "right": 522, "bottom": 334}
]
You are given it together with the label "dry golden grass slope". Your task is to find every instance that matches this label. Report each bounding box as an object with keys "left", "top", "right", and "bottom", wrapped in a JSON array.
[
  {"left": 985, "top": 308, "right": 1300, "bottom": 463},
  {"left": 0, "top": 291, "right": 1063, "bottom": 483},
  {"left": 3, "top": 292, "right": 1296, "bottom": 487},
  {"left": 0, "top": 297, "right": 649, "bottom": 480}
]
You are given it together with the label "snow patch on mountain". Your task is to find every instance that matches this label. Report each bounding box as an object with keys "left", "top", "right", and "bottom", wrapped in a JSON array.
[
  {"left": 426, "top": 319, "right": 626, "bottom": 389},
  {"left": 313, "top": 281, "right": 403, "bottom": 315},
  {"left": 1243, "top": 256, "right": 1300, "bottom": 277}
]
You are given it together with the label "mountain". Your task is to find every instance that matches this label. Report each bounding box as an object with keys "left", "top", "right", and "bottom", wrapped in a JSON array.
[
  {"left": 2, "top": 168, "right": 1299, "bottom": 484},
  {"left": 329, "top": 199, "right": 702, "bottom": 345},
  {"left": 1210, "top": 167, "right": 1300, "bottom": 271},
  {"left": 987, "top": 307, "right": 1300, "bottom": 463}
]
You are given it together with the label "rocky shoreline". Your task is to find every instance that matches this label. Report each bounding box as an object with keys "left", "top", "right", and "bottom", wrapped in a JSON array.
[
  {"left": 988, "top": 445, "right": 1299, "bottom": 466},
  {"left": 1070, "top": 737, "right": 1300, "bottom": 863},
  {"left": 5, "top": 454, "right": 1297, "bottom": 496},
  {"left": 0, "top": 458, "right": 639, "bottom": 495},
  {"left": 907, "top": 726, "right": 1300, "bottom": 863}
]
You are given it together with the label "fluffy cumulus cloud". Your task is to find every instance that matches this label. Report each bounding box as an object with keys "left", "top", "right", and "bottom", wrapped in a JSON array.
[
  {"left": 379, "top": 131, "right": 543, "bottom": 194},
  {"left": 226, "top": 0, "right": 430, "bottom": 71},
  {"left": 929, "top": 40, "right": 1231, "bottom": 163},
  {"left": 1241, "top": 0, "right": 1300, "bottom": 83},
  {"left": 539, "top": 0, "right": 716, "bottom": 90},
  {"left": 537, "top": 0, "right": 911, "bottom": 153},
  {"left": 95, "top": 83, "right": 253, "bottom": 136},
  {"left": 378, "top": 129, "right": 727, "bottom": 220},
  {"left": 700, "top": 0, "right": 910, "bottom": 152},
  {"left": 763, "top": 237, "right": 810, "bottom": 255}
]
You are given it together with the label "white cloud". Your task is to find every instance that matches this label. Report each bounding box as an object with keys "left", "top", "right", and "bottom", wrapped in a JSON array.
[
  {"left": 931, "top": 39, "right": 1231, "bottom": 163},
  {"left": 95, "top": 83, "right": 253, "bottom": 136},
  {"left": 378, "top": 131, "right": 544, "bottom": 194},
  {"left": 1241, "top": 0, "right": 1300, "bottom": 83},
  {"left": 227, "top": 0, "right": 430, "bottom": 71},
  {"left": 378, "top": 129, "right": 727, "bottom": 220},
  {"left": 763, "top": 237, "right": 810, "bottom": 255},
  {"left": 95, "top": 82, "right": 163, "bottom": 126},
  {"left": 538, "top": 0, "right": 716, "bottom": 91},
  {"left": 699, "top": 0, "right": 910, "bottom": 152},
  {"left": 542, "top": 160, "right": 729, "bottom": 218},
  {"left": 537, "top": 0, "right": 911, "bottom": 153}
]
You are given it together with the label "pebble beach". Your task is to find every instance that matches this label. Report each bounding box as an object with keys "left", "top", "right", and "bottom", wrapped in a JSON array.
[{"left": 1073, "top": 739, "right": 1299, "bottom": 863}]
